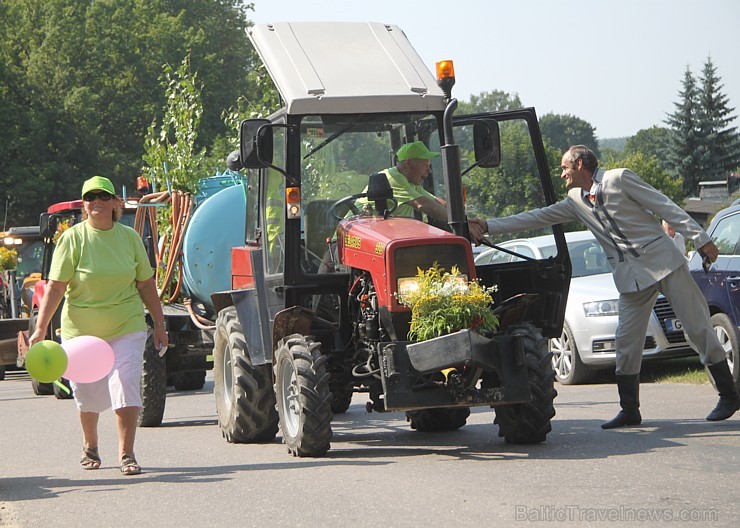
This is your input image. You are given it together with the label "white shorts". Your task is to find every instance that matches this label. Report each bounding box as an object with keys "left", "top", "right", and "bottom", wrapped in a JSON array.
[{"left": 68, "top": 331, "right": 147, "bottom": 413}]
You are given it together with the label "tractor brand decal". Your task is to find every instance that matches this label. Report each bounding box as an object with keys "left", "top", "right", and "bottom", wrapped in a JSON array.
[
  {"left": 344, "top": 233, "right": 362, "bottom": 249},
  {"left": 375, "top": 242, "right": 384, "bottom": 255},
  {"left": 306, "top": 128, "right": 325, "bottom": 139}
]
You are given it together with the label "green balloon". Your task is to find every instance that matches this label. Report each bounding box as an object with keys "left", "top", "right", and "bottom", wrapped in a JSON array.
[{"left": 25, "top": 340, "right": 68, "bottom": 383}]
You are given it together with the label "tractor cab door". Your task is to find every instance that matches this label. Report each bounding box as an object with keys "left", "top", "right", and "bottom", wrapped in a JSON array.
[{"left": 431, "top": 108, "right": 570, "bottom": 339}]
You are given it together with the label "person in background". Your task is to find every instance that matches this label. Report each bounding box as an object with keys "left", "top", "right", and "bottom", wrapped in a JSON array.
[
  {"left": 29, "top": 176, "right": 168, "bottom": 475},
  {"left": 662, "top": 219, "right": 686, "bottom": 257},
  {"left": 471, "top": 145, "right": 740, "bottom": 429}
]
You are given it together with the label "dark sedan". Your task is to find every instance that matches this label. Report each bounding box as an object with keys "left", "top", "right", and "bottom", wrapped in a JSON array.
[{"left": 689, "top": 203, "right": 740, "bottom": 387}]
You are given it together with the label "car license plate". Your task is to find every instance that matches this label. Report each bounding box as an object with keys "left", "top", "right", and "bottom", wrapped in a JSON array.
[{"left": 666, "top": 318, "right": 683, "bottom": 332}]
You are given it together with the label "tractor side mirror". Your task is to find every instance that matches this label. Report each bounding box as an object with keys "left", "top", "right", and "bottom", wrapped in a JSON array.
[
  {"left": 239, "top": 119, "right": 273, "bottom": 169},
  {"left": 473, "top": 119, "right": 501, "bottom": 168},
  {"left": 39, "top": 213, "right": 56, "bottom": 240}
]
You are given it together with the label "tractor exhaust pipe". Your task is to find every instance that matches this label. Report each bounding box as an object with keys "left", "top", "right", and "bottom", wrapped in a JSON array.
[{"left": 441, "top": 99, "right": 467, "bottom": 239}]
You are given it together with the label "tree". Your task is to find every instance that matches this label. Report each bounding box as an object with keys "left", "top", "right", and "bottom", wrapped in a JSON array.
[
  {"left": 665, "top": 66, "right": 703, "bottom": 195},
  {"left": 0, "top": 0, "right": 257, "bottom": 225},
  {"left": 666, "top": 59, "right": 740, "bottom": 196},
  {"left": 142, "top": 55, "right": 206, "bottom": 195},
  {"left": 458, "top": 90, "right": 522, "bottom": 114},
  {"left": 602, "top": 151, "right": 684, "bottom": 206},
  {"left": 539, "top": 113, "right": 600, "bottom": 158},
  {"left": 697, "top": 57, "right": 740, "bottom": 180},
  {"left": 624, "top": 126, "right": 670, "bottom": 159}
]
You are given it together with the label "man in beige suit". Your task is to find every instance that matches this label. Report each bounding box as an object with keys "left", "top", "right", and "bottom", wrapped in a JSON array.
[{"left": 471, "top": 145, "right": 739, "bottom": 429}]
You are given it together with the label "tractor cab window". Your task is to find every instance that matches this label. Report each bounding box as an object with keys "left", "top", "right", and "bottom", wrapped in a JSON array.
[
  {"left": 16, "top": 240, "right": 44, "bottom": 279},
  {"left": 298, "top": 113, "right": 440, "bottom": 273},
  {"left": 265, "top": 127, "right": 286, "bottom": 275},
  {"left": 432, "top": 115, "right": 566, "bottom": 244}
]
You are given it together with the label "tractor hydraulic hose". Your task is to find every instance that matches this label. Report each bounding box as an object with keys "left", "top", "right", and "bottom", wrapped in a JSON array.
[
  {"left": 184, "top": 297, "right": 215, "bottom": 329},
  {"left": 134, "top": 189, "right": 193, "bottom": 303}
]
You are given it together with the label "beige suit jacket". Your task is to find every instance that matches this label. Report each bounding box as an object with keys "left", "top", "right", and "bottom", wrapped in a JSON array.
[{"left": 485, "top": 168, "right": 711, "bottom": 293}]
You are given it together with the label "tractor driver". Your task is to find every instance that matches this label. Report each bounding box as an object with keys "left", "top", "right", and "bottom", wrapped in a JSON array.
[{"left": 354, "top": 141, "right": 486, "bottom": 240}]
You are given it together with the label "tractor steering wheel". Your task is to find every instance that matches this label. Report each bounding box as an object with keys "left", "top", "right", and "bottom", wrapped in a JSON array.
[
  {"left": 330, "top": 193, "right": 365, "bottom": 220},
  {"left": 330, "top": 193, "right": 398, "bottom": 220}
]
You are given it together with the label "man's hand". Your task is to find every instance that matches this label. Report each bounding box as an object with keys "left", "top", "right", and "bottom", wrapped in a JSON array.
[
  {"left": 467, "top": 218, "right": 488, "bottom": 244},
  {"left": 698, "top": 240, "right": 719, "bottom": 263}
]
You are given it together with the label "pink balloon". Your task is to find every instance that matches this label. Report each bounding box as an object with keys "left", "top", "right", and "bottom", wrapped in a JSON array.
[{"left": 62, "top": 336, "right": 115, "bottom": 383}]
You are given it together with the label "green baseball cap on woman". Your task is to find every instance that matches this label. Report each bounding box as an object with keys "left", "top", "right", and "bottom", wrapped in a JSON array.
[
  {"left": 81, "top": 176, "right": 116, "bottom": 198},
  {"left": 396, "top": 141, "right": 440, "bottom": 161}
]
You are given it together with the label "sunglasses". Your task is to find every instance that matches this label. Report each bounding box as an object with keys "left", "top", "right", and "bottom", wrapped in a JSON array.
[{"left": 83, "top": 191, "right": 114, "bottom": 202}]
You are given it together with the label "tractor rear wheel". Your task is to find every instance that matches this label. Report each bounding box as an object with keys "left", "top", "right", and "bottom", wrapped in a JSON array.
[
  {"left": 494, "top": 323, "right": 557, "bottom": 444},
  {"left": 274, "top": 334, "right": 332, "bottom": 457},
  {"left": 138, "top": 329, "right": 167, "bottom": 427},
  {"left": 214, "top": 307, "right": 278, "bottom": 443},
  {"left": 173, "top": 370, "right": 206, "bottom": 391},
  {"left": 330, "top": 388, "right": 353, "bottom": 414},
  {"left": 406, "top": 407, "right": 470, "bottom": 432}
]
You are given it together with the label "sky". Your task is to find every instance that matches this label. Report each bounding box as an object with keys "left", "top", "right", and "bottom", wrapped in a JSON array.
[{"left": 247, "top": 0, "right": 740, "bottom": 140}]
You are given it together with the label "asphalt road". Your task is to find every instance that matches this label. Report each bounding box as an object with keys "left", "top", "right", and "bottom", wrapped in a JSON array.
[{"left": 1, "top": 370, "right": 738, "bottom": 528}]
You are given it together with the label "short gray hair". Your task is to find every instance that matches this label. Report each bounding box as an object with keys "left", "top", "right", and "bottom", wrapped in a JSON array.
[{"left": 565, "top": 145, "right": 598, "bottom": 172}]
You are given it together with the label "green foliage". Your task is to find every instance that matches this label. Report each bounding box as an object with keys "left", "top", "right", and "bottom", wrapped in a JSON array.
[
  {"left": 0, "top": 0, "right": 255, "bottom": 225},
  {"left": 697, "top": 58, "right": 740, "bottom": 179},
  {"left": 598, "top": 137, "right": 627, "bottom": 152},
  {"left": 625, "top": 126, "right": 670, "bottom": 160},
  {"left": 142, "top": 55, "right": 206, "bottom": 194},
  {"left": 539, "top": 113, "right": 600, "bottom": 158},
  {"left": 0, "top": 247, "right": 18, "bottom": 271},
  {"left": 666, "top": 66, "right": 702, "bottom": 195},
  {"left": 602, "top": 151, "right": 684, "bottom": 205},
  {"left": 398, "top": 264, "right": 499, "bottom": 342},
  {"left": 458, "top": 90, "right": 523, "bottom": 114},
  {"left": 666, "top": 58, "right": 740, "bottom": 196}
]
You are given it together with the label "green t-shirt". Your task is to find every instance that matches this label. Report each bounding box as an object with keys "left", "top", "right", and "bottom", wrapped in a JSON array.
[
  {"left": 354, "top": 167, "right": 437, "bottom": 218},
  {"left": 49, "top": 221, "right": 154, "bottom": 340}
]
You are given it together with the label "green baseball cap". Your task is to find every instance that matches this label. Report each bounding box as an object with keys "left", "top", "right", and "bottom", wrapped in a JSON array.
[
  {"left": 81, "top": 176, "right": 115, "bottom": 198},
  {"left": 396, "top": 141, "right": 440, "bottom": 161}
]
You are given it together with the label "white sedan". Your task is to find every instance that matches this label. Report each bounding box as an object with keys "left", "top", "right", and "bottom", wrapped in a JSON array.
[{"left": 475, "top": 231, "right": 696, "bottom": 384}]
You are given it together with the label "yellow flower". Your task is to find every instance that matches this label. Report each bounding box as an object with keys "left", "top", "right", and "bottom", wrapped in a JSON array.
[{"left": 396, "top": 263, "right": 498, "bottom": 341}]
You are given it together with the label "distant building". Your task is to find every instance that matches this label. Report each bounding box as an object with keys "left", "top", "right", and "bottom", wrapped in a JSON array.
[{"left": 682, "top": 175, "right": 740, "bottom": 227}]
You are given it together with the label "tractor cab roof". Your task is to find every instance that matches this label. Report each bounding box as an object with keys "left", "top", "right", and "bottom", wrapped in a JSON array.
[{"left": 248, "top": 22, "right": 447, "bottom": 115}]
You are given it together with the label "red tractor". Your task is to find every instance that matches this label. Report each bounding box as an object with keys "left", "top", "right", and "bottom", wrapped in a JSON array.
[{"left": 209, "top": 22, "right": 570, "bottom": 457}]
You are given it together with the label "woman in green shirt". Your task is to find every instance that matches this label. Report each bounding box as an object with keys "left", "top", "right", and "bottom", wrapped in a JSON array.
[{"left": 29, "top": 176, "right": 168, "bottom": 475}]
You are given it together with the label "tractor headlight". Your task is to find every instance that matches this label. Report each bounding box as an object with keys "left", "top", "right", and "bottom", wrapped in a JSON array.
[
  {"left": 396, "top": 273, "right": 469, "bottom": 304},
  {"left": 583, "top": 300, "right": 619, "bottom": 317},
  {"left": 396, "top": 277, "right": 422, "bottom": 303}
]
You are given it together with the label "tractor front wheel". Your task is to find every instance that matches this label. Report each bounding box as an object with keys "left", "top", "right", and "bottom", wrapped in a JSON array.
[
  {"left": 494, "top": 323, "right": 557, "bottom": 444},
  {"left": 274, "top": 334, "right": 332, "bottom": 457}
]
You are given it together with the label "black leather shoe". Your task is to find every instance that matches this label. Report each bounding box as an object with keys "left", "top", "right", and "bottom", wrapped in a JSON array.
[
  {"left": 706, "top": 397, "right": 740, "bottom": 421},
  {"left": 601, "top": 410, "right": 642, "bottom": 429}
]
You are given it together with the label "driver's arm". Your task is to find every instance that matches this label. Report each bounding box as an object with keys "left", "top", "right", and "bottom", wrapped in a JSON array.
[{"left": 408, "top": 195, "right": 448, "bottom": 223}]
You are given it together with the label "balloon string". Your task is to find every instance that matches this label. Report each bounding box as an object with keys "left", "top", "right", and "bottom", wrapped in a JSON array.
[{"left": 53, "top": 380, "right": 71, "bottom": 394}]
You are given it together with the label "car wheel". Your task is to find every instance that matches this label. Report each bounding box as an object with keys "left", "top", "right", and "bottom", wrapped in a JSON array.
[
  {"left": 550, "top": 322, "right": 592, "bottom": 385},
  {"left": 710, "top": 313, "right": 740, "bottom": 388}
]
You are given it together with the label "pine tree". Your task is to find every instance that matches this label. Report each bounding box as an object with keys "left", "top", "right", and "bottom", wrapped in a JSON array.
[
  {"left": 697, "top": 57, "right": 740, "bottom": 180},
  {"left": 665, "top": 66, "right": 703, "bottom": 195}
]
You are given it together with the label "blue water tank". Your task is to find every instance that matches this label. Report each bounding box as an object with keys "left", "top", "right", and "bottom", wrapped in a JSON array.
[{"left": 182, "top": 184, "right": 247, "bottom": 310}]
